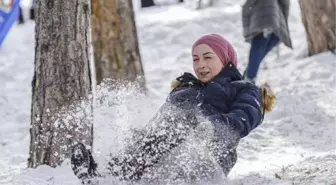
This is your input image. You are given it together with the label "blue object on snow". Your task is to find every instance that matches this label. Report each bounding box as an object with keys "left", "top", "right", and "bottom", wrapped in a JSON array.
[{"left": 0, "top": 0, "right": 20, "bottom": 47}]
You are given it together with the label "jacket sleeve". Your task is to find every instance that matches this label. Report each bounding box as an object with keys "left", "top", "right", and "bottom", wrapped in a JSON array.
[{"left": 206, "top": 84, "right": 262, "bottom": 138}]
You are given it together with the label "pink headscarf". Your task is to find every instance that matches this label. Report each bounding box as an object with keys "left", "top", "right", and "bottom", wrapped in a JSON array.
[{"left": 192, "top": 34, "right": 238, "bottom": 66}]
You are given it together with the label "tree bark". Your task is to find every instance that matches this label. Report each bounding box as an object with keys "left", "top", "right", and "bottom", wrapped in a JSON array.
[
  {"left": 28, "top": 0, "right": 93, "bottom": 168},
  {"left": 299, "top": 0, "right": 336, "bottom": 56},
  {"left": 91, "top": 0, "right": 145, "bottom": 87}
]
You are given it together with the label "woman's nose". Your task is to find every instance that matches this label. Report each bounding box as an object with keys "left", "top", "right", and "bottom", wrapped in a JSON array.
[{"left": 198, "top": 58, "right": 206, "bottom": 67}]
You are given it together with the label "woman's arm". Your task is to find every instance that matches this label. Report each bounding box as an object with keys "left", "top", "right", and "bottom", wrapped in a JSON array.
[{"left": 206, "top": 83, "right": 262, "bottom": 138}]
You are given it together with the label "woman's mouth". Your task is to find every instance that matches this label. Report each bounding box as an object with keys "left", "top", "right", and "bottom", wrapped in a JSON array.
[{"left": 199, "top": 72, "right": 210, "bottom": 76}]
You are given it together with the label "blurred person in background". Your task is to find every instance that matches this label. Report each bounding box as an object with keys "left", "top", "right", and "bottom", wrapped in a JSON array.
[
  {"left": 141, "top": 0, "right": 155, "bottom": 8},
  {"left": 17, "top": 0, "right": 35, "bottom": 24},
  {"left": 29, "top": 0, "right": 35, "bottom": 20},
  {"left": 242, "top": 0, "right": 293, "bottom": 83},
  {"left": 18, "top": 6, "right": 24, "bottom": 24}
]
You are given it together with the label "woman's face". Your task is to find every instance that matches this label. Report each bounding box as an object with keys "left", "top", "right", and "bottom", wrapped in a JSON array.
[{"left": 192, "top": 44, "right": 224, "bottom": 83}]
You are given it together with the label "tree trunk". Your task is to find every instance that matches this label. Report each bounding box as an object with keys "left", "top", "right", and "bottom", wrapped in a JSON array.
[
  {"left": 299, "top": 0, "right": 336, "bottom": 56},
  {"left": 28, "top": 0, "right": 93, "bottom": 168},
  {"left": 91, "top": 0, "right": 145, "bottom": 87}
]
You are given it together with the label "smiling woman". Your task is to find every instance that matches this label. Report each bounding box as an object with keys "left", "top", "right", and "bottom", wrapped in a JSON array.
[
  {"left": 192, "top": 34, "right": 237, "bottom": 83},
  {"left": 70, "top": 34, "right": 273, "bottom": 184},
  {"left": 192, "top": 44, "right": 224, "bottom": 82}
]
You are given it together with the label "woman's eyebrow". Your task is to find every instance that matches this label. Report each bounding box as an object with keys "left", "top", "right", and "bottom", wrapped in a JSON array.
[
  {"left": 203, "top": 52, "right": 214, "bottom": 55},
  {"left": 192, "top": 54, "right": 199, "bottom": 57}
]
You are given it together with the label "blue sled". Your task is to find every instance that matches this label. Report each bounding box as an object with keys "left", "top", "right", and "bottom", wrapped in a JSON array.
[{"left": 0, "top": 0, "right": 20, "bottom": 47}]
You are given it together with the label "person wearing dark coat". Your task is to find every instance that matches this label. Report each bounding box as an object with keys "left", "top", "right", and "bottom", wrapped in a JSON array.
[
  {"left": 18, "top": 6, "right": 24, "bottom": 24},
  {"left": 29, "top": 0, "right": 35, "bottom": 20},
  {"left": 70, "top": 34, "right": 274, "bottom": 184},
  {"left": 242, "top": 0, "right": 293, "bottom": 83},
  {"left": 141, "top": 0, "right": 155, "bottom": 8}
]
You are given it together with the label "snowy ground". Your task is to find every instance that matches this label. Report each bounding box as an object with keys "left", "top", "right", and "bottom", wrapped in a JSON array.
[{"left": 1, "top": 0, "right": 336, "bottom": 185}]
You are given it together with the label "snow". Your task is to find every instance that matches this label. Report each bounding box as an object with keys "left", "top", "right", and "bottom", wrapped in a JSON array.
[{"left": 1, "top": 0, "right": 336, "bottom": 185}]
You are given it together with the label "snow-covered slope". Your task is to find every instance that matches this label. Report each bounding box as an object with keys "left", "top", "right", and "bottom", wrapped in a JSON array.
[{"left": 0, "top": 0, "right": 335, "bottom": 185}]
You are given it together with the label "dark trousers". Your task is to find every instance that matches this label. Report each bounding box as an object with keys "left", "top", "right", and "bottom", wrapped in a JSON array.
[
  {"left": 246, "top": 33, "right": 280, "bottom": 80},
  {"left": 107, "top": 111, "right": 199, "bottom": 181},
  {"left": 73, "top": 108, "right": 237, "bottom": 184},
  {"left": 106, "top": 110, "right": 236, "bottom": 182}
]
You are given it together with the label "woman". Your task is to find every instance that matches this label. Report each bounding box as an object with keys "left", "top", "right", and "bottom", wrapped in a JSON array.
[
  {"left": 242, "top": 0, "right": 292, "bottom": 83},
  {"left": 71, "top": 34, "right": 274, "bottom": 184}
]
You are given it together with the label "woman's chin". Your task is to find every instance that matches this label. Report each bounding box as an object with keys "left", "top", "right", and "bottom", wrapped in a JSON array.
[{"left": 199, "top": 77, "right": 211, "bottom": 83}]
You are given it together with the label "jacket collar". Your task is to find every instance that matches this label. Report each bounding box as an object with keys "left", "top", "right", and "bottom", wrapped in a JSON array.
[{"left": 211, "top": 62, "right": 243, "bottom": 84}]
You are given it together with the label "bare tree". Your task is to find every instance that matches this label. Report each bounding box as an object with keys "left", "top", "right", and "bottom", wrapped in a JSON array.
[
  {"left": 91, "top": 0, "right": 145, "bottom": 87},
  {"left": 28, "top": 0, "right": 93, "bottom": 168},
  {"left": 299, "top": 0, "right": 336, "bottom": 56}
]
